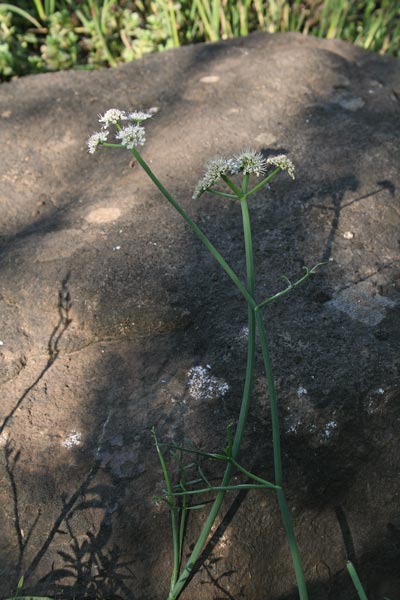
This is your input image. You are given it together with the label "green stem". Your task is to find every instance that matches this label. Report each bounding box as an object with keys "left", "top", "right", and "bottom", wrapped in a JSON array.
[
  {"left": 102, "top": 142, "right": 124, "bottom": 148},
  {"left": 168, "top": 302, "right": 256, "bottom": 599},
  {"left": 167, "top": 190, "right": 257, "bottom": 600},
  {"left": 178, "top": 474, "right": 188, "bottom": 566},
  {"left": 346, "top": 562, "right": 369, "bottom": 600},
  {"left": 165, "top": 482, "right": 279, "bottom": 495},
  {"left": 88, "top": 0, "right": 117, "bottom": 67},
  {"left": 229, "top": 457, "right": 277, "bottom": 488},
  {"left": 240, "top": 197, "right": 255, "bottom": 296},
  {"left": 245, "top": 167, "right": 281, "bottom": 197},
  {"left": 167, "top": 0, "right": 180, "bottom": 47},
  {"left": 153, "top": 429, "right": 181, "bottom": 592},
  {"left": 209, "top": 188, "right": 237, "bottom": 199},
  {"left": 160, "top": 444, "right": 278, "bottom": 489},
  {"left": 0, "top": 4, "right": 42, "bottom": 28},
  {"left": 221, "top": 174, "right": 243, "bottom": 197},
  {"left": 277, "top": 490, "right": 309, "bottom": 600},
  {"left": 193, "top": 0, "right": 216, "bottom": 41},
  {"left": 255, "top": 311, "right": 308, "bottom": 599},
  {"left": 241, "top": 196, "right": 307, "bottom": 598},
  {"left": 131, "top": 149, "right": 257, "bottom": 310},
  {"left": 256, "top": 263, "right": 326, "bottom": 311}
]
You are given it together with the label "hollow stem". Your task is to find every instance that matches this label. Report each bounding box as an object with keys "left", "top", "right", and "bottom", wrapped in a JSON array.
[
  {"left": 245, "top": 167, "right": 281, "bottom": 197},
  {"left": 131, "top": 149, "right": 257, "bottom": 310},
  {"left": 166, "top": 191, "right": 256, "bottom": 600},
  {"left": 256, "top": 263, "right": 327, "bottom": 311},
  {"left": 346, "top": 561, "right": 369, "bottom": 600},
  {"left": 165, "top": 482, "right": 279, "bottom": 496},
  {"left": 153, "top": 429, "right": 181, "bottom": 592},
  {"left": 255, "top": 311, "right": 308, "bottom": 599}
]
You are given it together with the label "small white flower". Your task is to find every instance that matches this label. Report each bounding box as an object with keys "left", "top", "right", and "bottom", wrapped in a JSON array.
[
  {"left": 87, "top": 130, "right": 109, "bottom": 154},
  {"left": 234, "top": 149, "right": 267, "bottom": 176},
  {"left": 127, "top": 111, "right": 153, "bottom": 123},
  {"left": 267, "top": 155, "right": 295, "bottom": 179},
  {"left": 116, "top": 124, "right": 146, "bottom": 149},
  {"left": 98, "top": 108, "right": 127, "bottom": 128},
  {"left": 193, "top": 157, "right": 237, "bottom": 200}
]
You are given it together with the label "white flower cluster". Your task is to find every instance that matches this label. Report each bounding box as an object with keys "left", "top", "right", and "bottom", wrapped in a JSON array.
[
  {"left": 193, "top": 149, "right": 294, "bottom": 199},
  {"left": 193, "top": 157, "right": 237, "bottom": 200},
  {"left": 116, "top": 124, "right": 146, "bottom": 149},
  {"left": 267, "top": 154, "right": 295, "bottom": 179},
  {"left": 98, "top": 108, "right": 128, "bottom": 127},
  {"left": 234, "top": 149, "right": 266, "bottom": 177},
  {"left": 87, "top": 108, "right": 153, "bottom": 154},
  {"left": 98, "top": 108, "right": 153, "bottom": 128},
  {"left": 87, "top": 130, "right": 109, "bottom": 154}
]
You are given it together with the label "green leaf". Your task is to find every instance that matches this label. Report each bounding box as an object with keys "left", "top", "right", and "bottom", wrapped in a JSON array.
[{"left": 0, "top": 5, "right": 42, "bottom": 29}]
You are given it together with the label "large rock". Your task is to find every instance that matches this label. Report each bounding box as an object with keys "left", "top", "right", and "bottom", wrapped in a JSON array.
[{"left": 0, "top": 31, "right": 399, "bottom": 600}]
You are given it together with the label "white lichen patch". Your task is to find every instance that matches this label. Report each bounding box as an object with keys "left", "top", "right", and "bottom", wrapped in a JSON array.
[
  {"left": 286, "top": 416, "right": 302, "bottom": 434},
  {"left": 297, "top": 386, "right": 308, "bottom": 398},
  {"left": 187, "top": 365, "right": 229, "bottom": 401},
  {"left": 62, "top": 431, "right": 82, "bottom": 448},
  {"left": 323, "top": 420, "right": 337, "bottom": 439},
  {"left": 237, "top": 325, "right": 249, "bottom": 342}
]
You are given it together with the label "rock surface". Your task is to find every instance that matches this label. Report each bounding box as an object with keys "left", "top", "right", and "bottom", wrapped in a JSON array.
[{"left": 0, "top": 31, "right": 400, "bottom": 600}]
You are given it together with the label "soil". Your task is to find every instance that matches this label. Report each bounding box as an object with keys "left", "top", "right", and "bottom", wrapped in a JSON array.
[{"left": 0, "top": 31, "right": 400, "bottom": 600}]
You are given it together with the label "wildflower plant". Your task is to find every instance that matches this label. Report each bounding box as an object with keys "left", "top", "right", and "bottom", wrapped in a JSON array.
[{"left": 88, "top": 109, "right": 325, "bottom": 600}]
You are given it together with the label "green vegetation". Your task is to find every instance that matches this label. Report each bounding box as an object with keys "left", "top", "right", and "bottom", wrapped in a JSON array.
[
  {"left": 89, "top": 108, "right": 316, "bottom": 600},
  {"left": 0, "top": 0, "right": 399, "bottom": 79}
]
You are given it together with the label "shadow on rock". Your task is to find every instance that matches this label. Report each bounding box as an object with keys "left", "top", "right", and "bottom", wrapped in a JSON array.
[{"left": 0, "top": 273, "right": 72, "bottom": 436}]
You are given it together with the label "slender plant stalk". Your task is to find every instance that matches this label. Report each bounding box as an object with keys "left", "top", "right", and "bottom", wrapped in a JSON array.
[
  {"left": 166, "top": 482, "right": 278, "bottom": 495},
  {"left": 153, "top": 429, "right": 181, "bottom": 592},
  {"left": 193, "top": 0, "right": 217, "bottom": 40},
  {"left": 165, "top": 179, "right": 257, "bottom": 600},
  {"left": 130, "top": 149, "right": 257, "bottom": 310},
  {"left": 87, "top": 0, "right": 117, "bottom": 67},
  {"left": 346, "top": 561, "right": 369, "bottom": 600},
  {"left": 255, "top": 309, "right": 308, "bottom": 599},
  {"left": 131, "top": 147, "right": 308, "bottom": 599},
  {"left": 256, "top": 263, "right": 326, "bottom": 310},
  {"left": 160, "top": 444, "right": 279, "bottom": 489},
  {"left": 0, "top": 4, "right": 43, "bottom": 28},
  {"left": 166, "top": 0, "right": 180, "bottom": 47},
  {"left": 168, "top": 278, "right": 256, "bottom": 598},
  {"left": 239, "top": 190, "right": 308, "bottom": 599}
]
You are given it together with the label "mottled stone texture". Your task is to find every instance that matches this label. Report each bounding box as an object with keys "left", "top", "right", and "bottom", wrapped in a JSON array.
[{"left": 0, "top": 31, "right": 400, "bottom": 600}]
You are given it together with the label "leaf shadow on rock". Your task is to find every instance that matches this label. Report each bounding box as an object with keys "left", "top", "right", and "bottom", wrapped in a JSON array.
[
  {"left": 0, "top": 272, "right": 72, "bottom": 437},
  {"left": 38, "top": 493, "right": 135, "bottom": 600},
  {"left": 1, "top": 427, "right": 136, "bottom": 599}
]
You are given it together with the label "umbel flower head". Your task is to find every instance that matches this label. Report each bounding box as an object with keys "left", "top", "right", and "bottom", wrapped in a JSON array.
[
  {"left": 87, "top": 130, "right": 109, "bottom": 154},
  {"left": 267, "top": 154, "right": 295, "bottom": 179},
  {"left": 234, "top": 149, "right": 266, "bottom": 177},
  {"left": 193, "top": 149, "right": 294, "bottom": 199},
  {"left": 87, "top": 108, "right": 152, "bottom": 153},
  {"left": 98, "top": 108, "right": 127, "bottom": 128},
  {"left": 116, "top": 124, "right": 146, "bottom": 149},
  {"left": 193, "top": 157, "right": 237, "bottom": 200}
]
